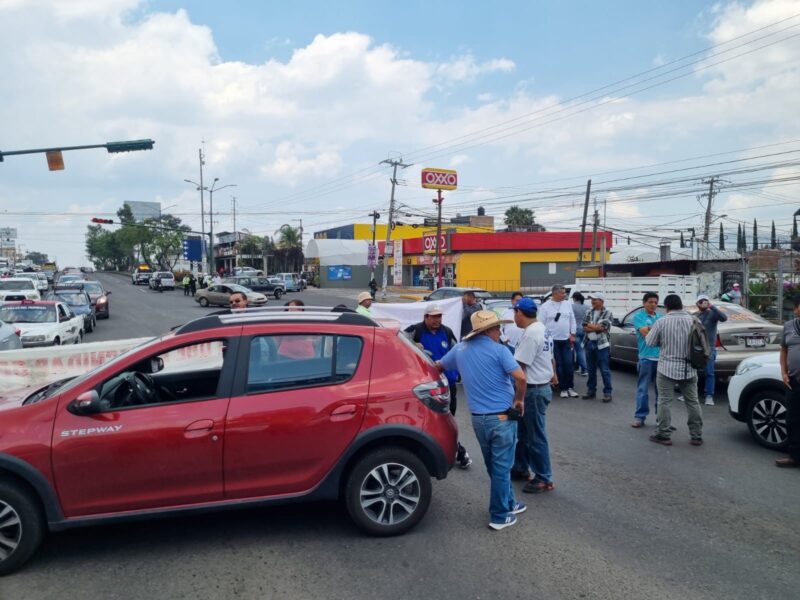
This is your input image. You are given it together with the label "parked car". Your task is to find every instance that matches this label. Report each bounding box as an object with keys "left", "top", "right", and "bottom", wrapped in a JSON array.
[
  {"left": 195, "top": 283, "right": 268, "bottom": 307},
  {"left": 0, "top": 307, "right": 457, "bottom": 574},
  {"left": 47, "top": 289, "right": 97, "bottom": 333},
  {"left": 608, "top": 302, "right": 783, "bottom": 377},
  {"left": 131, "top": 264, "right": 152, "bottom": 285},
  {"left": 422, "top": 287, "right": 493, "bottom": 302},
  {"left": 57, "top": 281, "right": 111, "bottom": 319},
  {"left": 222, "top": 276, "right": 285, "bottom": 299},
  {"left": 149, "top": 272, "right": 176, "bottom": 291},
  {"left": 0, "top": 278, "right": 41, "bottom": 302},
  {"left": 727, "top": 353, "right": 787, "bottom": 450},
  {"left": 0, "top": 318, "right": 23, "bottom": 351},
  {"left": 233, "top": 266, "right": 264, "bottom": 277},
  {"left": 274, "top": 272, "right": 305, "bottom": 292},
  {"left": 0, "top": 300, "right": 84, "bottom": 347}
]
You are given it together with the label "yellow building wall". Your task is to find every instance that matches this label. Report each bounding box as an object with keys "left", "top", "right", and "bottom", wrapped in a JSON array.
[
  {"left": 456, "top": 251, "right": 609, "bottom": 289},
  {"left": 353, "top": 223, "right": 487, "bottom": 241}
]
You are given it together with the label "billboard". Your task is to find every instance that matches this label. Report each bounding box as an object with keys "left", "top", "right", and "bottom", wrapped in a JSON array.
[
  {"left": 327, "top": 266, "right": 353, "bottom": 280},
  {"left": 392, "top": 239, "right": 403, "bottom": 282},
  {"left": 421, "top": 168, "right": 458, "bottom": 190},
  {"left": 124, "top": 201, "right": 161, "bottom": 223}
]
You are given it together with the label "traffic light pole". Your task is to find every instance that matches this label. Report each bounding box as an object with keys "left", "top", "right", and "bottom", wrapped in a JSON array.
[{"left": 0, "top": 140, "right": 154, "bottom": 162}]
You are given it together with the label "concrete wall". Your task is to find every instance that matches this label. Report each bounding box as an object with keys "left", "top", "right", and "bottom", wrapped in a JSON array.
[{"left": 318, "top": 265, "right": 373, "bottom": 289}]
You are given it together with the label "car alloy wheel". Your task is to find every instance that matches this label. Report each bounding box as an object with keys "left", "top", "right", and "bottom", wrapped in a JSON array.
[
  {"left": 747, "top": 391, "right": 789, "bottom": 451},
  {"left": 345, "top": 447, "right": 431, "bottom": 536},
  {"left": 198, "top": 297, "right": 209, "bottom": 307},
  {"left": 0, "top": 482, "right": 44, "bottom": 575},
  {"left": 274, "top": 289, "right": 283, "bottom": 299}
]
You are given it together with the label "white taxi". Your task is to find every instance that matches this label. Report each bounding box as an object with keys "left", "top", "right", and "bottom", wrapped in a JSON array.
[{"left": 0, "top": 300, "right": 84, "bottom": 347}]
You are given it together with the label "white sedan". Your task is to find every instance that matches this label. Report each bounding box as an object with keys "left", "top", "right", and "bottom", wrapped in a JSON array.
[
  {"left": 0, "top": 300, "right": 84, "bottom": 347},
  {"left": 727, "top": 352, "right": 787, "bottom": 450}
]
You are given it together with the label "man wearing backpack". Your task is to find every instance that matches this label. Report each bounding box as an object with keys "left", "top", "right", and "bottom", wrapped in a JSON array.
[
  {"left": 645, "top": 294, "right": 704, "bottom": 446},
  {"left": 405, "top": 304, "right": 472, "bottom": 469}
]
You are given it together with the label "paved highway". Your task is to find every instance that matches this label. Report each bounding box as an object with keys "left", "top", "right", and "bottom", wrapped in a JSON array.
[{"left": 2, "top": 275, "right": 798, "bottom": 600}]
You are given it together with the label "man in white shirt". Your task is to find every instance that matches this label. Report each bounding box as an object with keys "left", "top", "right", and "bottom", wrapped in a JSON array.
[
  {"left": 501, "top": 291, "right": 525, "bottom": 350},
  {"left": 513, "top": 297, "right": 557, "bottom": 493},
  {"left": 538, "top": 284, "right": 578, "bottom": 398}
]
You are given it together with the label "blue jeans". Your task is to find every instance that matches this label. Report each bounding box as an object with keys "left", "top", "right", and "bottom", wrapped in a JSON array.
[
  {"left": 635, "top": 359, "right": 659, "bottom": 421},
  {"left": 471, "top": 415, "right": 518, "bottom": 524},
  {"left": 585, "top": 341, "right": 612, "bottom": 395},
  {"left": 573, "top": 330, "right": 587, "bottom": 373},
  {"left": 552, "top": 339, "right": 574, "bottom": 392},
  {"left": 518, "top": 384, "right": 553, "bottom": 482},
  {"left": 703, "top": 348, "right": 717, "bottom": 396}
]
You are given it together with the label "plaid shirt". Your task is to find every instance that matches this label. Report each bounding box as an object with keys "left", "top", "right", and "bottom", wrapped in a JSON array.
[
  {"left": 645, "top": 310, "right": 695, "bottom": 380},
  {"left": 582, "top": 308, "right": 613, "bottom": 350}
]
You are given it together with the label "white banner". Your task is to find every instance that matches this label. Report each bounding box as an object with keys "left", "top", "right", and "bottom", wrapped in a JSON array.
[
  {"left": 392, "top": 239, "right": 403, "bottom": 283},
  {"left": 370, "top": 296, "right": 464, "bottom": 341}
]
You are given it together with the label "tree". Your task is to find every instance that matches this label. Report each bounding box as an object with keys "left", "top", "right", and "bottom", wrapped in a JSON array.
[
  {"left": 719, "top": 223, "right": 725, "bottom": 250},
  {"left": 770, "top": 220, "right": 777, "bottom": 249},
  {"left": 237, "top": 234, "right": 265, "bottom": 269},
  {"left": 504, "top": 205, "right": 545, "bottom": 231},
  {"left": 144, "top": 214, "right": 190, "bottom": 270},
  {"left": 274, "top": 225, "right": 303, "bottom": 273},
  {"left": 752, "top": 218, "right": 759, "bottom": 250},
  {"left": 24, "top": 251, "right": 49, "bottom": 265}
]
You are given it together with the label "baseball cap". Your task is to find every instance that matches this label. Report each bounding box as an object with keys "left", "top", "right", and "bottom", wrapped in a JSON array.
[
  {"left": 424, "top": 303, "right": 444, "bottom": 316},
  {"left": 733, "top": 282, "right": 740, "bottom": 288},
  {"left": 588, "top": 292, "right": 605, "bottom": 301},
  {"left": 696, "top": 294, "right": 710, "bottom": 303},
  {"left": 513, "top": 297, "right": 538, "bottom": 313}
]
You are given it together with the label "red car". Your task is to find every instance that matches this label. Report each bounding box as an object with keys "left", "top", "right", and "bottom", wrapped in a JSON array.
[{"left": 0, "top": 308, "right": 457, "bottom": 574}]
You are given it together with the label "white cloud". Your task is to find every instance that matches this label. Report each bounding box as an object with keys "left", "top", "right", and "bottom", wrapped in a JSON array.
[{"left": 435, "top": 55, "right": 515, "bottom": 84}]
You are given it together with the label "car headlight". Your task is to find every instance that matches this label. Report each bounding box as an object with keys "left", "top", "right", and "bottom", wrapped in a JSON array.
[
  {"left": 97, "top": 297, "right": 107, "bottom": 304},
  {"left": 735, "top": 361, "right": 764, "bottom": 376}
]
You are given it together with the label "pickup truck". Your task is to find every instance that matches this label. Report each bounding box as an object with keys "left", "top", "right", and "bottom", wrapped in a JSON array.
[{"left": 221, "top": 275, "right": 285, "bottom": 299}]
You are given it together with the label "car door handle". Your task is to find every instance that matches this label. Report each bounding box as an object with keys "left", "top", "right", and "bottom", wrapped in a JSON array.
[
  {"left": 184, "top": 419, "right": 215, "bottom": 438},
  {"left": 330, "top": 404, "right": 358, "bottom": 422}
]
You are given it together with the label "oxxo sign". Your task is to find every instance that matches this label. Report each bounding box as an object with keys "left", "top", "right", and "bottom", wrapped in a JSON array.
[
  {"left": 421, "top": 168, "right": 458, "bottom": 190},
  {"left": 423, "top": 233, "right": 447, "bottom": 254}
]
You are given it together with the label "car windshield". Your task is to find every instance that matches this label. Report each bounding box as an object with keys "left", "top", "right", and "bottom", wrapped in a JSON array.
[
  {"left": 81, "top": 282, "right": 103, "bottom": 294},
  {"left": 0, "top": 280, "right": 35, "bottom": 290},
  {"left": 0, "top": 304, "right": 57, "bottom": 323},
  {"left": 54, "top": 292, "right": 90, "bottom": 306}
]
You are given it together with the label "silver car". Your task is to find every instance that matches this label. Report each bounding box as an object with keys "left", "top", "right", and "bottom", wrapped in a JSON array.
[
  {"left": 0, "top": 319, "right": 23, "bottom": 351},
  {"left": 609, "top": 302, "right": 783, "bottom": 377}
]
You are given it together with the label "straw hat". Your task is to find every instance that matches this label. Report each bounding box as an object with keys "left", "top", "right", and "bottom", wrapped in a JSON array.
[
  {"left": 463, "top": 310, "right": 511, "bottom": 340},
  {"left": 356, "top": 291, "right": 372, "bottom": 305}
]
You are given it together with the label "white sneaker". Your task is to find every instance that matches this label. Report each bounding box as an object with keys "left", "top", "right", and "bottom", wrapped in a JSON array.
[
  {"left": 567, "top": 389, "right": 579, "bottom": 398},
  {"left": 489, "top": 514, "right": 518, "bottom": 530},
  {"left": 559, "top": 391, "right": 569, "bottom": 398},
  {"left": 704, "top": 395, "right": 715, "bottom": 406}
]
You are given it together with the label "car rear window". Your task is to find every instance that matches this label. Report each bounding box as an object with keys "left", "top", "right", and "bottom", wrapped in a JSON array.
[
  {"left": 0, "top": 304, "right": 56, "bottom": 323},
  {"left": 0, "top": 280, "right": 35, "bottom": 290}
]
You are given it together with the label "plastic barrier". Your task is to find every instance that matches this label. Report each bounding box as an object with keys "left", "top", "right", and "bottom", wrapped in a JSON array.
[{"left": 0, "top": 337, "right": 150, "bottom": 393}]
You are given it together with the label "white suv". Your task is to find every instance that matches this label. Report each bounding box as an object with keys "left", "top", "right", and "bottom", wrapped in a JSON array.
[
  {"left": 727, "top": 352, "right": 787, "bottom": 450},
  {"left": 0, "top": 278, "right": 41, "bottom": 302}
]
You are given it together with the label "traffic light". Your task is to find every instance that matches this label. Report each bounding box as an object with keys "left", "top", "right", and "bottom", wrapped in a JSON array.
[
  {"left": 105, "top": 139, "right": 155, "bottom": 153},
  {"left": 91, "top": 218, "right": 114, "bottom": 224}
]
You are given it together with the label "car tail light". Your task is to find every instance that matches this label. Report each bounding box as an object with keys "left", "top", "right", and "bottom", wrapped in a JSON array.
[
  {"left": 413, "top": 377, "right": 451, "bottom": 413},
  {"left": 715, "top": 334, "right": 726, "bottom": 350},
  {"left": 14, "top": 328, "right": 21, "bottom": 337}
]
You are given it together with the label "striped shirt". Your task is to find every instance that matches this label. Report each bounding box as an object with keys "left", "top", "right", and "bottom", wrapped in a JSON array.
[
  {"left": 645, "top": 310, "right": 695, "bottom": 380},
  {"left": 582, "top": 307, "right": 613, "bottom": 350}
]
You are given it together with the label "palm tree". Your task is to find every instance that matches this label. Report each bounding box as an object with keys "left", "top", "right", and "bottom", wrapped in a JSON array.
[
  {"left": 276, "top": 224, "right": 302, "bottom": 249},
  {"left": 274, "top": 225, "right": 303, "bottom": 272}
]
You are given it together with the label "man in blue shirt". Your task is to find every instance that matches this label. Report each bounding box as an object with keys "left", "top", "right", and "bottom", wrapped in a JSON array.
[
  {"left": 439, "top": 310, "right": 527, "bottom": 530},
  {"left": 695, "top": 294, "right": 728, "bottom": 406},
  {"left": 632, "top": 292, "right": 661, "bottom": 428},
  {"left": 405, "top": 304, "right": 472, "bottom": 469}
]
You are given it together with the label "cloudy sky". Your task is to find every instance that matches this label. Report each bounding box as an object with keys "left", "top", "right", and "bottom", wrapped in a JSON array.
[{"left": 1, "top": 0, "right": 799, "bottom": 266}]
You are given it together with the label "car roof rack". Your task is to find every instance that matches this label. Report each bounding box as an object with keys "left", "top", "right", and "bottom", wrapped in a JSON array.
[{"left": 172, "top": 306, "right": 377, "bottom": 335}]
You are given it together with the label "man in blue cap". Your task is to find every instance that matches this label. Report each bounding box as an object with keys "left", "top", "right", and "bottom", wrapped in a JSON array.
[{"left": 513, "top": 297, "right": 558, "bottom": 493}]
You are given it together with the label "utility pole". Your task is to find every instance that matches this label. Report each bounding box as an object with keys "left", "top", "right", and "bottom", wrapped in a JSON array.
[
  {"left": 293, "top": 218, "right": 304, "bottom": 272},
  {"left": 199, "top": 146, "right": 206, "bottom": 273},
  {"left": 590, "top": 197, "right": 599, "bottom": 265},
  {"left": 231, "top": 196, "right": 237, "bottom": 270},
  {"left": 701, "top": 176, "right": 718, "bottom": 243},
  {"left": 379, "top": 157, "right": 412, "bottom": 298},
  {"left": 577, "top": 179, "right": 591, "bottom": 269},
  {"left": 368, "top": 210, "right": 380, "bottom": 280}
]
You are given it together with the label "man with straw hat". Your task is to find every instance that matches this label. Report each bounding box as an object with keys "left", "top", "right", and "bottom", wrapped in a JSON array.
[{"left": 438, "top": 310, "right": 528, "bottom": 530}]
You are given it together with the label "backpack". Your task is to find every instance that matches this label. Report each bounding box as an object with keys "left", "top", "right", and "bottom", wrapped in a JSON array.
[{"left": 688, "top": 317, "right": 711, "bottom": 370}]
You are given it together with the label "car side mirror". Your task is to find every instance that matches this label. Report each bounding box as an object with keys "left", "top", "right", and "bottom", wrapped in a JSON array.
[
  {"left": 68, "top": 390, "right": 102, "bottom": 415},
  {"left": 106, "top": 291, "right": 112, "bottom": 296},
  {"left": 150, "top": 357, "right": 164, "bottom": 373},
  {"left": 423, "top": 296, "right": 430, "bottom": 301},
  {"left": 612, "top": 318, "right": 621, "bottom": 327}
]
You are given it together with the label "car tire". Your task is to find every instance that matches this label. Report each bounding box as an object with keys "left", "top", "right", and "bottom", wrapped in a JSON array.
[
  {"left": 86, "top": 318, "right": 94, "bottom": 333},
  {"left": 52, "top": 337, "right": 60, "bottom": 346},
  {"left": 344, "top": 447, "right": 432, "bottom": 537},
  {"left": 274, "top": 289, "right": 283, "bottom": 299},
  {"left": 746, "top": 390, "right": 789, "bottom": 451},
  {"left": 198, "top": 297, "right": 209, "bottom": 307},
  {"left": 0, "top": 481, "right": 45, "bottom": 576}
]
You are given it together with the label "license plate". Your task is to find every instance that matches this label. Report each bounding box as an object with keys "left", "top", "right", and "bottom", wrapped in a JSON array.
[{"left": 745, "top": 336, "right": 766, "bottom": 348}]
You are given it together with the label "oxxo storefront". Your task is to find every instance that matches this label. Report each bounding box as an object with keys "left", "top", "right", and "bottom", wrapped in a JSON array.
[{"left": 380, "top": 231, "right": 612, "bottom": 293}]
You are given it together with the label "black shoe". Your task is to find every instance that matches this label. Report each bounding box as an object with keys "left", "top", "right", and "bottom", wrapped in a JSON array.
[
  {"left": 582, "top": 393, "right": 596, "bottom": 400},
  {"left": 602, "top": 395, "right": 612, "bottom": 403}
]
